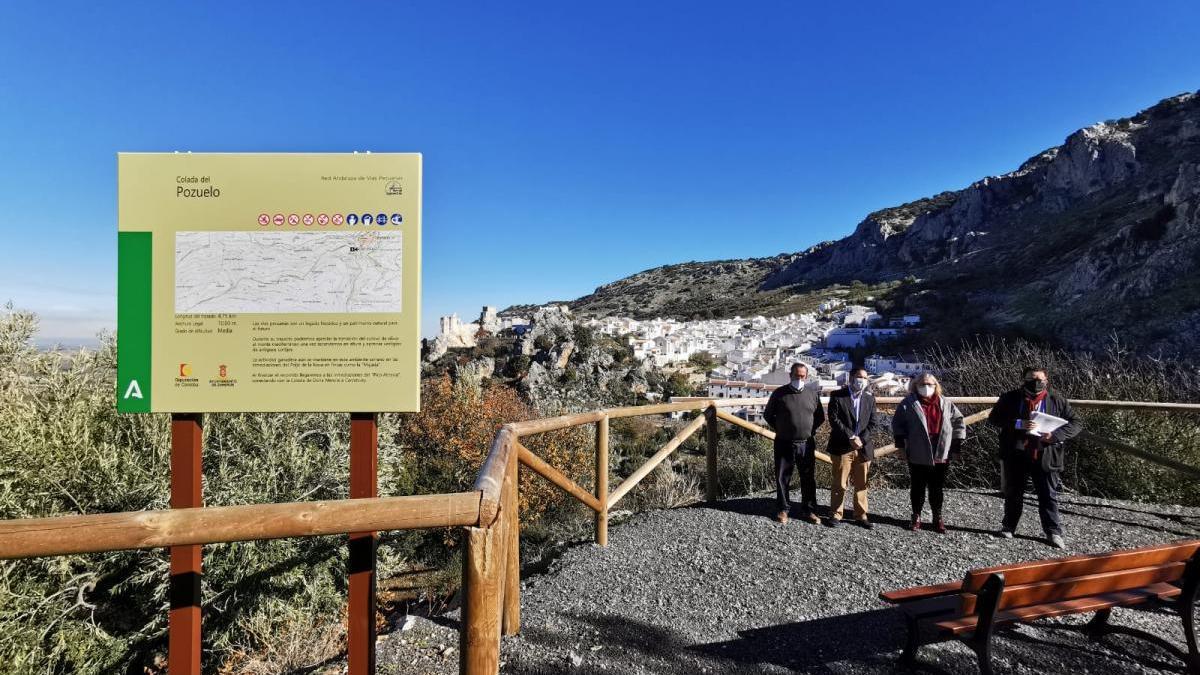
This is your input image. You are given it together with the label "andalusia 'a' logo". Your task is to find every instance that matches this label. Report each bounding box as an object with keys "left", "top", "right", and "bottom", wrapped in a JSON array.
[{"left": 123, "top": 380, "right": 144, "bottom": 400}]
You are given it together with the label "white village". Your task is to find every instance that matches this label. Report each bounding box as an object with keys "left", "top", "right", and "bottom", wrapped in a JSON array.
[{"left": 434, "top": 300, "right": 925, "bottom": 422}]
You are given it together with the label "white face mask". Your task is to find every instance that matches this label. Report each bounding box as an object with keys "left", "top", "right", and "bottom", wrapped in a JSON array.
[
  {"left": 851, "top": 378, "right": 868, "bottom": 392},
  {"left": 917, "top": 384, "right": 935, "bottom": 398},
  {"left": 790, "top": 378, "right": 805, "bottom": 389}
]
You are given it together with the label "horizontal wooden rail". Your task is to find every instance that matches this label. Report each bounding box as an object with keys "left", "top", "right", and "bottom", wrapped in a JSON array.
[
  {"left": 1079, "top": 430, "right": 1200, "bottom": 479},
  {"left": 872, "top": 409, "right": 990, "bottom": 459},
  {"left": 509, "top": 411, "right": 607, "bottom": 437},
  {"left": 673, "top": 396, "right": 1200, "bottom": 412},
  {"left": 714, "top": 406, "right": 994, "bottom": 462},
  {"left": 1060, "top": 400, "right": 1200, "bottom": 412},
  {"left": 0, "top": 492, "right": 483, "bottom": 560},
  {"left": 516, "top": 442, "right": 602, "bottom": 512},
  {"left": 508, "top": 399, "right": 790, "bottom": 437},
  {"left": 714, "top": 407, "right": 775, "bottom": 439},
  {"left": 712, "top": 408, "right": 833, "bottom": 463},
  {"left": 608, "top": 413, "right": 707, "bottom": 508}
]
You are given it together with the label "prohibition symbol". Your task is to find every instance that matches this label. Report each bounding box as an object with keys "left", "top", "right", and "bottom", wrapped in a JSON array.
[
  {"left": 317, "top": 213, "right": 330, "bottom": 226},
  {"left": 258, "top": 213, "right": 271, "bottom": 226},
  {"left": 332, "top": 213, "right": 344, "bottom": 225},
  {"left": 302, "top": 213, "right": 315, "bottom": 226},
  {"left": 273, "top": 213, "right": 285, "bottom": 226},
  {"left": 288, "top": 213, "right": 300, "bottom": 226}
]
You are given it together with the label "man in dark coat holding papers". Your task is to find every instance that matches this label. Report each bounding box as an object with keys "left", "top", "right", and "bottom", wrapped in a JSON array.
[{"left": 988, "top": 366, "right": 1082, "bottom": 548}]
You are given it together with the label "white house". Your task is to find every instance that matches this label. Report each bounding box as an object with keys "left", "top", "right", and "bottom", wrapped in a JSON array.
[
  {"left": 826, "top": 327, "right": 902, "bottom": 348},
  {"left": 865, "top": 355, "right": 926, "bottom": 376}
]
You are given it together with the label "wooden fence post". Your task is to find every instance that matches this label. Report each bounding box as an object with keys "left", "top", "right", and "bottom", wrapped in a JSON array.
[
  {"left": 596, "top": 416, "right": 609, "bottom": 546},
  {"left": 502, "top": 447, "right": 520, "bottom": 635},
  {"left": 705, "top": 405, "right": 718, "bottom": 502},
  {"left": 461, "top": 524, "right": 502, "bottom": 675},
  {"left": 349, "top": 413, "right": 379, "bottom": 675},
  {"left": 169, "top": 413, "right": 203, "bottom": 675}
]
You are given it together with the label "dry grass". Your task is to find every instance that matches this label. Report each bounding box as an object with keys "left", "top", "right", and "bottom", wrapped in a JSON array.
[{"left": 221, "top": 610, "right": 345, "bottom": 675}]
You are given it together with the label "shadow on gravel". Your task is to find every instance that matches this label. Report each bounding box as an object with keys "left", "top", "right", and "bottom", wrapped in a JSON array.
[
  {"left": 1054, "top": 500, "right": 1200, "bottom": 538},
  {"left": 867, "top": 513, "right": 1000, "bottom": 537},
  {"left": 689, "top": 607, "right": 909, "bottom": 671},
  {"left": 512, "top": 613, "right": 700, "bottom": 672},
  {"left": 693, "top": 495, "right": 779, "bottom": 520},
  {"left": 1002, "top": 611, "right": 1193, "bottom": 673}
]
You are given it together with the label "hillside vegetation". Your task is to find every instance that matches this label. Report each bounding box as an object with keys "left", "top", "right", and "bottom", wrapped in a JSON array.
[{"left": 3, "top": 305, "right": 1200, "bottom": 672}]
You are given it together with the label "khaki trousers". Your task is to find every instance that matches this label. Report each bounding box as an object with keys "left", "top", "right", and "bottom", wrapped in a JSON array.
[{"left": 830, "top": 451, "right": 871, "bottom": 520}]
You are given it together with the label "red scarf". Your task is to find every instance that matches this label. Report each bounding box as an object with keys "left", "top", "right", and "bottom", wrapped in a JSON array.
[
  {"left": 919, "top": 394, "right": 943, "bottom": 437},
  {"left": 1024, "top": 390, "right": 1049, "bottom": 455}
]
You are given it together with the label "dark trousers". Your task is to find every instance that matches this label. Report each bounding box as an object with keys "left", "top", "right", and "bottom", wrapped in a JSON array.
[
  {"left": 909, "top": 462, "right": 949, "bottom": 518},
  {"left": 1002, "top": 453, "right": 1063, "bottom": 535},
  {"left": 775, "top": 438, "right": 816, "bottom": 514}
]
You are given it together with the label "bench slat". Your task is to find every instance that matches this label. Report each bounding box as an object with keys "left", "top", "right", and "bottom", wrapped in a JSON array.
[
  {"left": 936, "top": 582, "right": 1182, "bottom": 635},
  {"left": 961, "top": 562, "right": 1186, "bottom": 614},
  {"left": 963, "top": 539, "right": 1200, "bottom": 591},
  {"left": 880, "top": 579, "right": 964, "bottom": 604}
]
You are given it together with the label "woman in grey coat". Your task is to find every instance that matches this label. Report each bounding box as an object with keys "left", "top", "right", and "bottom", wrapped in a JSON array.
[{"left": 892, "top": 372, "right": 966, "bottom": 533}]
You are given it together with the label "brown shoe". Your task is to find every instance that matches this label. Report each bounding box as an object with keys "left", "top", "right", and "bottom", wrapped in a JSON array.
[
  {"left": 909, "top": 515, "right": 921, "bottom": 531},
  {"left": 803, "top": 511, "right": 821, "bottom": 524},
  {"left": 934, "top": 518, "right": 947, "bottom": 534},
  {"left": 775, "top": 511, "right": 789, "bottom": 524}
]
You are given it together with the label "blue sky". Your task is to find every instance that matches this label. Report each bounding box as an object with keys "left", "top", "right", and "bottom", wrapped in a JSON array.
[{"left": 1, "top": 2, "right": 1198, "bottom": 344}]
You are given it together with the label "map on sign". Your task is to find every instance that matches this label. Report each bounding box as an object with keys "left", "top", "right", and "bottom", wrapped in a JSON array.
[
  {"left": 174, "top": 231, "right": 404, "bottom": 314},
  {"left": 118, "top": 152, "right": 421, "bottom": 413}
]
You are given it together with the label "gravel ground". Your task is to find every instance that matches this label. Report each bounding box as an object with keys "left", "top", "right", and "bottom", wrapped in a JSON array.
[{"left": 375, "top": 488, "right": 1200, "bottom": 674}]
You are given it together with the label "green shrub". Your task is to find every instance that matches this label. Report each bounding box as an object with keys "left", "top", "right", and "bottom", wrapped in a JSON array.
[{"left": 0, "top": 306, "right": 594, "bottom": 673}]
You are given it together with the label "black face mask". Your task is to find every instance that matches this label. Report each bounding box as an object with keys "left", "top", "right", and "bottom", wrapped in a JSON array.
[{"left": 1024, "top": 379, "right": 1046, "bottom": 394}]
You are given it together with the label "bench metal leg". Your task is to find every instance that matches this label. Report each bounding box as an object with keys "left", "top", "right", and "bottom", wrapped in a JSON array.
[
  {"left": 1184, "top": 605, "right": 1198, "bottom": 675},
  {"left": 1086, "top": 608, "right": 1112, "bottom": 640},
  {"left": 969, "top": 573, "right": 1005, "bottom": 675},
  {"left": 971, "top": 640, "right": 994, "bottom": 675},
  {"left": 1181, "top": 551, "right": 1199, "bottom": 673}
]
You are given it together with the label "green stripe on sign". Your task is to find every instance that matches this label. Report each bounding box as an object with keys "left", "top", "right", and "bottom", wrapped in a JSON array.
[{"left": 117, "top": 232, "right": 152, "bottom": 412}]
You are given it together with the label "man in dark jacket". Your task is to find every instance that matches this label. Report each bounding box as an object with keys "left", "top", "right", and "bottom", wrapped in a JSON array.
[
  {"left": 825, "top": 367, "right": 878, "bottom": 528},
  {"left": 763, "top": 362, "right": 825, "bottom": 524},
  {"left": 987, "top": 366, "right": 1082, "bottom": 548}
]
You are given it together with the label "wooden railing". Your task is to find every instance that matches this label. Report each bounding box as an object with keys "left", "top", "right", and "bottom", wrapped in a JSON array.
[
  {"left": 457, "top": 395, "right": 1200, "bottom": 671},
  {"left": 1, "top": 396, "right": 1198, "bottom": 674}
]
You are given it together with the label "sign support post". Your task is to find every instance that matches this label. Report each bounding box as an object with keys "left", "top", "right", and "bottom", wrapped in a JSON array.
[
  {"left": 348, "top": 412, "right": 379, "bottom": 675},
  {"left": 169, "top": 413, "right": 203, "bottom": 675},
  {"left": 118, "top": 153, "right": 421, "bottom": 674}
]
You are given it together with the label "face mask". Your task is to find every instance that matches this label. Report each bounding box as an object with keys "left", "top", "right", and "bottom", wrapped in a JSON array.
[
  {"left": 917, "top": 384, "right": 935, "bottom": 398},
  {"left": 851, "top": 378, "right": 868, "bottom": 392},
  {"left": 790, "top": 378, "right": 804, "bottom": 389},
  {"left": 1024, "top": 378, "right": 1046, "bottom": 394}
]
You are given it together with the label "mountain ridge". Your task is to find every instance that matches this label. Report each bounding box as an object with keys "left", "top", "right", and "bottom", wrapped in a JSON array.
[{"left": 506, "top": 90, "right": 1200, "bottom": 356}]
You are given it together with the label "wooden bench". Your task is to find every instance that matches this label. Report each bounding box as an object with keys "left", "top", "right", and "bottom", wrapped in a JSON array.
[{"left": 880, "top": 539, "right": 1200, "bottom": 674}]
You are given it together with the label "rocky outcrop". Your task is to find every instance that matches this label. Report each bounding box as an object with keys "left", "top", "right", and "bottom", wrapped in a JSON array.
[
  {"left": 505, "top": 304, "right": 655, "bottom": 413},
  {"left": 550, "top": 90, "right": 1200, "bottom": 356},
  {"left": 763, "top": 94, "right": 1200, "bottom": 289}
]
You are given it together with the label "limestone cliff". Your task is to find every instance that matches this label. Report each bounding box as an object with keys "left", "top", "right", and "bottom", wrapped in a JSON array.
[{"left": 557, "top": 91, "right": 1200, "bottom": 356}]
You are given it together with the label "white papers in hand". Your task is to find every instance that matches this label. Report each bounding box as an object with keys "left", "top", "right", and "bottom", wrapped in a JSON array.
[{"left": 1028, "top": 411, "right": 1068, "bottom": 436}]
